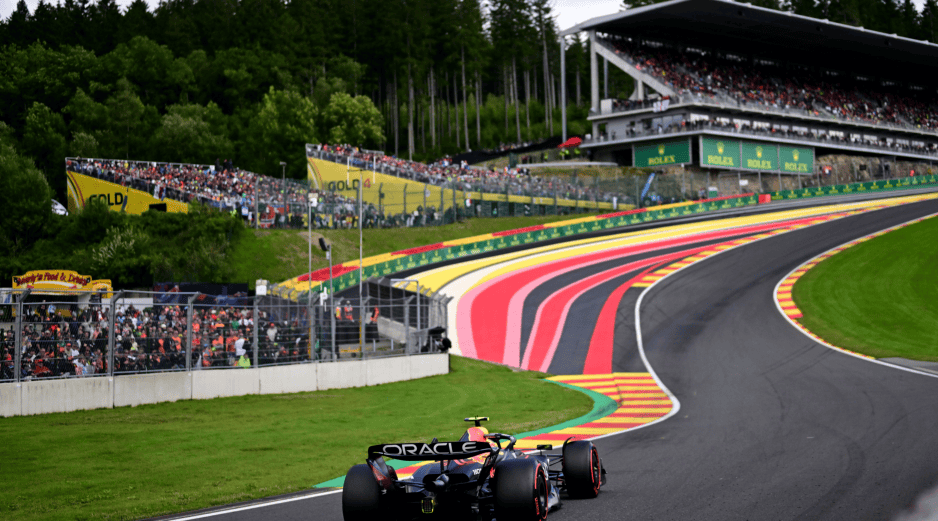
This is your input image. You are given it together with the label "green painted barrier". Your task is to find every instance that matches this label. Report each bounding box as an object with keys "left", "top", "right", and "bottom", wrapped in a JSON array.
[
  {"left": 296, "top": 193, "right": 774, "bottom": 300},
  {"left": 770, "top": 174, "right": 938, "bottom": 201}
]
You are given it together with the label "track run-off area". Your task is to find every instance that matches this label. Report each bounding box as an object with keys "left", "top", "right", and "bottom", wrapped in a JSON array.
[{"left": 163, "top": 191, "right": 938, "bottom": 521}]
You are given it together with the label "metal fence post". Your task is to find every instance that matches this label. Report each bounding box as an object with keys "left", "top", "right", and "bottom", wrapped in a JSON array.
[
  {"left": 362, "top": 296, "right": 371, "bottom": 352},
  {"left": 186, "top": 293, "right": 197, "bottom": 372},
  {"left": 108, "top": 290, "right": 124, "bottom": 377},
  {"left": 330, "top": 293, "right": 337, "bottom": 363},
  {"left": 253, "top": 295, "right": 260, "bottom": 367},
  {"left": 14, "top": 289, "right": 28, "bottom": 384},
  {"left": 416, "top": 283, "right": 422, "bottom": 337},
  {"left": 404, "top": 296, "right": 413, "bottom": 354},
  {"left": 443, "top": 297, "right": 450, "bottom": 331}
]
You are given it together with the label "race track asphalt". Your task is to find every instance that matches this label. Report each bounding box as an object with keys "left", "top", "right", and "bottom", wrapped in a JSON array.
[
  {"left": 575, "top": 196, "right": 938, "bottom": 521},
  {"left": 159, "top": 195, "right": 938, "bottom": 521}
]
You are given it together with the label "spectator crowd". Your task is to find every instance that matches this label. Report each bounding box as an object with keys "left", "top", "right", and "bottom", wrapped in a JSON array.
[
  {"left": 67, "top": 157, "right": 315, "bottom": 224},
  {"left": 0, "top": 300, "right": 324, "bottom": 381},
  {"left": 602, "top": 37, "right": 938, "bottom": 136},
  {"left": 312, "top": 144, "right": 633, "bottom": 209}
]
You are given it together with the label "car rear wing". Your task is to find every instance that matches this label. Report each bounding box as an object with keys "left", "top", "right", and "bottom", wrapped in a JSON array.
[{"left": 368, "top": 441, "right": 496, "bottom": 461}]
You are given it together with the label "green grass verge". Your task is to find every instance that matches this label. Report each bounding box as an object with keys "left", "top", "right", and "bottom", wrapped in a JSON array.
[
  {"left": 0, "top": 356, "right": 593, "bottom": 521},
  {"left": 228, "top": 214, "right": 583, "bottom": 288},
  {"left": 793, "top": 216, "right": 938, "bottom": 361}
]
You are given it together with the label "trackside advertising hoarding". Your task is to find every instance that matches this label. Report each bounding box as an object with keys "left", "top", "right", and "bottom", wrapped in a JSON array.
[
  {"left": 779, "top": 146, "right": 814, "bottom": 174},
  {"left": 700, "top": 137, "right": 740, "bottom": 168},
  {"left": 66, "top": 171, "right": 189, "bottom": 214},
  {"left": 275, "top": 193, "right": 760, "bottom": 301},
  {"left": 740, "top": 141, "right": 778, "bottom": 172},
  {"left": 700, "top": 137, "right": 815, "bottom": 174},
  {"left": 771, "top": 174, "right": 938, "bottom": 200},
  {"left": 633, "top": 139, "right": 692, "bottom": 167}
]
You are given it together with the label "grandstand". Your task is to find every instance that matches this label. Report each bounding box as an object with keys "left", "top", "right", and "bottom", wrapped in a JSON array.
[
  {"left": 66, "top": 149, "right": 638, "bottom": 229},
  {"left": 310, "top": 144, "right": 627, "bottom": 208},
  {"left": 560, "top": 0, "right": 938, "bottom": 180}
]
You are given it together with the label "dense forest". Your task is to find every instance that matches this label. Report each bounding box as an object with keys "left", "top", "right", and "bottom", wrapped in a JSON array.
[
  {"left": 0, "top": 0, "right": 600, "bottom": 202},
  {"left": 3, "top": 0, "right": 937, "bottom": 201},
  {"left": 2, "top": 0, "right": 937, "bottom": 288}
]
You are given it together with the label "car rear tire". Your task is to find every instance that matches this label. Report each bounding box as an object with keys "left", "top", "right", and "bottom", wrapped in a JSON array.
[
  {"left": 494, "top": 458, "right": 549, "bottom": 521},
  {"left": 342, "top": 464, "right": 382, "bottom": 521},
  {"left": 563, "top": 440, "right": 601, "bottom": 498}
]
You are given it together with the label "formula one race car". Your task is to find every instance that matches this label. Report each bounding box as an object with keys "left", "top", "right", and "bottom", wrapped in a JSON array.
[{"left": 342, "top": 417, "right": 606, "bottom": 520}]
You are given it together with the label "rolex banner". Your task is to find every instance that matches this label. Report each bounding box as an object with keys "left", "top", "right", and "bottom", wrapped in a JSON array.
[
  {"left": 700, "top": 137, "right": 740, "bottom": 168},
  {"left": 740, "top": 141, "right": 778, "bottom": 171},
  {"left": 633, "top": 139, "right": 691, "bottom": 167},
  {"left": 701, "top": 137, "right": 814, "bottom": 174},
  {"left": 779, "top": 146, "right": 814, "bottom": 174}
]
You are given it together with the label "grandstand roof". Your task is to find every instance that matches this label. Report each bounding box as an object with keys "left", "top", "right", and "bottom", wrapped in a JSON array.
[{"left": 563, "top": 0, "right": 938, "bottom": 86}]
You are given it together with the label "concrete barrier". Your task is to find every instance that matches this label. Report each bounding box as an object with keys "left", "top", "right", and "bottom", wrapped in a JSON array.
[
  {"left": 0, "top": 382, "right": 22, "bottom": 417},
  {"left": 411, "top": 353, "right": 449, "bottom": 380},
  {"left": 0, "top": 354, "right": 448, "bottom": 416},
  {"left": 318, "top": 360, "right": 367, "bottom": 389},
  {"left": 366, "top": 356, "right": 411, "bottom": 386},
  {"left": 192, "top": 369, "right": 260, "bottom": 400},
  {"left": 258, "top": 364, "right": 318, "bottom": 395},
  {"left": 114, "top": 372, "right": 191, "bottom": 408},
  {"left": 22, "top": 377, "right": 113, "bottom": 416}
]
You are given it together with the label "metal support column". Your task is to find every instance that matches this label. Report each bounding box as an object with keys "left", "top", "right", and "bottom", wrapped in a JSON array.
[
  {"left": 682, "top": 165, "right": 686, "bottom": 200},
  {"left": 108, "top": 290, "right": 124, "bottom": 377},
  {"left": 186, "top": 293, "right": 197, "bottom": 372},
  {"left": 589, "top": 31, "right": 599, "bottom": 115},
  {"left": 603, "top": 57, "right": 608, "bottom": 99},
  {"left": 560, "top": 35, "right": 568, "bottom": 142}
]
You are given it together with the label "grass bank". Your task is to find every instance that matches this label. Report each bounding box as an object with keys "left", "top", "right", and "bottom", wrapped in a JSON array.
[
  {"left": 793, "top": 216, "right": 938, "bottom": 361},
  {"left": 228, "top": 214, "right": 582, "bottom": 288},
  {"left": 0, "top": 356, "right": 592, "bottom": 521}
]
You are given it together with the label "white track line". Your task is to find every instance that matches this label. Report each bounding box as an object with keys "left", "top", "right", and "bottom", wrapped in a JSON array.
[
  {"left": 772, "top": 211, "right": 938, "bottom": 380},
  {"left": 161, "top": 489, "right": 342, "bottom": 520},
  {"left": 168, "top": 199, "right": 938, "bottom": 518},
  {"left": 432, "top": 208, "right": 859, "bottom": 357},
  {"left": 587, "top": 207, "right": 868, "bottom": 441}
]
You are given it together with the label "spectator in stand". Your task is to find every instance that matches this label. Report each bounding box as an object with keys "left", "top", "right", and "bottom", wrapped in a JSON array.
[{"left": 600, "top": 35, "right": 938, "bottom": 135}]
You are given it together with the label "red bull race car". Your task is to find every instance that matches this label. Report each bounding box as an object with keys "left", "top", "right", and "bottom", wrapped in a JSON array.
[{"left": 342, "top": 417, "right": 606, "bottom": 520}]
